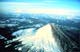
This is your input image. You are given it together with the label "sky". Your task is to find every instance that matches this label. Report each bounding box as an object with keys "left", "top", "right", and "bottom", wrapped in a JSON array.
[
  {"left": 0, "top": 0, "right": 80, "bottom": 15},
  {"left": 0, "top": 0, "right": 80, "bottom": 2}
]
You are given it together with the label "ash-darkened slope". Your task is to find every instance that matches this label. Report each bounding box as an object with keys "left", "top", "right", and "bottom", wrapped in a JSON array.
[{"left": 0, "top": 13, "right": 80, "bottom": 52}]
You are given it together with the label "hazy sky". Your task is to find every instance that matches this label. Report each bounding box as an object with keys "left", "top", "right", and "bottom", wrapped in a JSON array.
[{"left": 0, "top": 0, "right": 80, "bottom": 15}]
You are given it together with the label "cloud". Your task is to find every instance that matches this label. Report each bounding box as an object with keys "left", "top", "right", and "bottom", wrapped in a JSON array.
[{"left": 0, "top": 2, "right": 80, "bottom": 15}]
